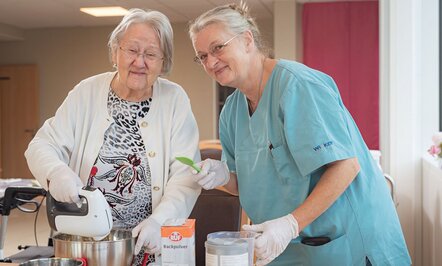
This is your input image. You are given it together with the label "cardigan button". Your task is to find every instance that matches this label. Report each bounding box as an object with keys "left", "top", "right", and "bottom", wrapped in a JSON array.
[
  {"left": 153, "top": 186, "right": 160, "bottom": 191},
  {"left": 148, "top": 151, "right": 156, "bottom": 157},
  {"left": 141, "top": 121, "right": 148, "bottom": 127}
]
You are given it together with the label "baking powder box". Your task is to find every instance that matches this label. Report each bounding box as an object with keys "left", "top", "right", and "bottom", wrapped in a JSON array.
[{"left": 161, "top": 218, "right": 196, "bottom": 266}]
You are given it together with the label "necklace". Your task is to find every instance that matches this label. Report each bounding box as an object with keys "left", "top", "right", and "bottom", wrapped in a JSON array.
[{"left": 247, "top": 57, "right": 266, "bottom": 114}]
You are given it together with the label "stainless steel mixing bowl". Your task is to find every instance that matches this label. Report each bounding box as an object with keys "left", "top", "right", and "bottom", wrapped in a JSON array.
[
  {"left": 19, "top": 258, "right": 84, "bottom": 266},
  {"left": 53, "top": 229, "right": 135, "bottom": 266}
]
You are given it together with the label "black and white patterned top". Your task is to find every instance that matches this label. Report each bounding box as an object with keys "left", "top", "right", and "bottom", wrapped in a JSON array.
[{"left": 87, "top": 89, "right": 155, "bottom": 265}]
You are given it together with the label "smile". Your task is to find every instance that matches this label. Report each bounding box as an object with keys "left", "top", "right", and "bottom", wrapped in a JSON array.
[
  {"left": 130, "top": 71, "right": 147, "bottom": 76},
  {"left": 214, "top": 66, "right": 228, "bottom": 76}
]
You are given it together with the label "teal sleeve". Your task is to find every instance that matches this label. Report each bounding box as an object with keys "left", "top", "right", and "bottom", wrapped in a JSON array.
[
  {"left": 219, "top": 103, "right": 236, "bottom": 173},
  {"left": 282, "top": 79, "right": 356, "bottom": 176}
]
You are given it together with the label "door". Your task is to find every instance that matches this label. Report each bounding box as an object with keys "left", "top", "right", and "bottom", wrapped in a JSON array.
[{"left": 0, "top": 65, "right": 39, "bottom": 179}]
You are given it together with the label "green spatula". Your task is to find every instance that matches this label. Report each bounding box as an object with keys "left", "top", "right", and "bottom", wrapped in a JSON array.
[{"left": 176, "top": 156, "right": 202, "bottom": 173}]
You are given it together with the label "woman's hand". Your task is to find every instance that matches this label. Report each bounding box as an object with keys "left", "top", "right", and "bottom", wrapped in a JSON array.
[
  {"left": 48, "top": 166, "right": 83, "bottom": 204},
  {"left": 191, "top": 159, "right": 230, "bottom": 190},
  {"left": 242, "top": 214, "right": 299, "bottom": 266},
  {"left": 132, "top": 217, "right": 162, "bottom": 255}
]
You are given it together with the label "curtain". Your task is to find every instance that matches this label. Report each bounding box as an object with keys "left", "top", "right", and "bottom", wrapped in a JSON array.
[{"left": 303, "top": 1, "right": 379, "bottom": 149}]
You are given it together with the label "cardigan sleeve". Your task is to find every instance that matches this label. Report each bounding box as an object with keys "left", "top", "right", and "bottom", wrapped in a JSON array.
[
  {"left": 148, "top": 86, "right": 201, "bottom": 225},
  {"left": 24, "top": 85, "right": 81, "bottom": 189}
]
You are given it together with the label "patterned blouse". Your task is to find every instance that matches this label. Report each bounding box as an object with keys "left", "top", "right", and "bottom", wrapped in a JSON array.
[{"left": 87, "top": 89, "right": 155, "bottom": 265}]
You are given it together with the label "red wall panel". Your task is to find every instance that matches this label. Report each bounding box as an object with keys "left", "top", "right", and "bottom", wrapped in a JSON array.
[{"left": 303, "top": 1, "right": 379, "bottom": 149}]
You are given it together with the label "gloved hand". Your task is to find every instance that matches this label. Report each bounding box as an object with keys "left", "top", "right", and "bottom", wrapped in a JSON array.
[
  {"left": 132, "top": 217, "right": 162, "bottom": 255},
  {"left": 242, "top": 214, "right": 299, "bottom": 266},
  {"left": 48, "top": 166, "right": 83, "bottom": 204},
  {"left": 191, "top": 159, "right": 230, "bottom": 190}
]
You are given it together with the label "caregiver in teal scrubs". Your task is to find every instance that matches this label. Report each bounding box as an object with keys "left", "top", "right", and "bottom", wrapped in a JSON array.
[{"left": 189, "top": 3, "right": 411, "bottom": 266}]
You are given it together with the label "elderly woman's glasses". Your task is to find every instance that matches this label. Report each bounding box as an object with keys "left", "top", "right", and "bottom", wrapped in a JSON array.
[
  {"left": 119, "top": 47, "right": 163, "bottom": 63},
  {"left": 194, "top": 33, "right": 241, "bottom": 65}
]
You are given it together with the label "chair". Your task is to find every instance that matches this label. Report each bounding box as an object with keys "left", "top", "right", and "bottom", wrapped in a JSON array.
[
  {"left": 0, "top": 185, "right": 54, "bottom": 263},
  {"left": 369, "top": 150, "right": 398, "bottom": 207},
  {"left": 199, "top": 139, "right": 222, "bottom": 161},
  {"left": 384, "top": 174, "right": 398, "bottom": 207},
  {"left": 188, "top": 188, "right": 241, "bottom": 266}
]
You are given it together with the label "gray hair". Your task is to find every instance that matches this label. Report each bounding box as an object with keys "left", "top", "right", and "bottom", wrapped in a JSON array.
[
  {"left": 188, "top": 2, "right": 270, "bottom": 56},
  {"left": 108, "top": 8, "right": 173, "bottom": 75}
]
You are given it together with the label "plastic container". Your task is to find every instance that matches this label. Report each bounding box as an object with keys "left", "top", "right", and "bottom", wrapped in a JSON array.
[
  {"left": 206, "top": 231, "right": 257, "bottom": 266},
  {"left": 205, "top": 238, "right": 248, "bottom": 266}
]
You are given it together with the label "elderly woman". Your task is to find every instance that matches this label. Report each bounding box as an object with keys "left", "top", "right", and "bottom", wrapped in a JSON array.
[
  {"left": 188, "top": 3, "right": 411, "bottom": 266},
  {"left": 25, "top": 8, "right": 200, "bottom": 265}
]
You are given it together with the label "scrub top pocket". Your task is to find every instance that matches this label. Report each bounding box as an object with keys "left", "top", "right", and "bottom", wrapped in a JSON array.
[
  {"left": 270, "top": 144, "right": 303, "bottom": 181},
  {"left": 294, "top": 234, "right": 354, "bottom": 266}
]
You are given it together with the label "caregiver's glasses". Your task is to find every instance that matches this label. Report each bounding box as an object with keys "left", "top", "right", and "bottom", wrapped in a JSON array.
[{"left": 193, "top": 33, "right": 241, "bottom": 65}]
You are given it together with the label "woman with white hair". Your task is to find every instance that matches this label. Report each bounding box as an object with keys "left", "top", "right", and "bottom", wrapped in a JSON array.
[
  {"left": 25, "top": 8, "right": 200, "bottom": 265},
  {"left": 188, "top": 3, "right": 410, "bottom": 266}
]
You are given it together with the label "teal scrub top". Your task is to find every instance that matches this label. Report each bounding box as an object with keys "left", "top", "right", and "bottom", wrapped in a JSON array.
[{"left": 219, "top": 60, "right": 411, "bottom": 266}]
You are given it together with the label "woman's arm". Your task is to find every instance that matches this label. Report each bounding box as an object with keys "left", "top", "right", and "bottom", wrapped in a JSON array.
[
  {"left": 221, "top": 172, "right": 239, "bottom": 195},
  {"left": 292, "top": 157, "right": 360, "bottom": 230}
]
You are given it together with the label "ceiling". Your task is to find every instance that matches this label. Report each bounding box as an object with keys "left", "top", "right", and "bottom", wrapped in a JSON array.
[
  {"left": 0, "top": 0, "right": 365, "bottom": 41},
  {"left": 0, "top": 0, "right": 274, "bottom": 30}
]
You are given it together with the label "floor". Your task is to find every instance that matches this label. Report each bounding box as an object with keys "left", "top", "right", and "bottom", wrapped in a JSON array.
[{"left": 1, "top": 196, "right": 51, "bottom": 258}]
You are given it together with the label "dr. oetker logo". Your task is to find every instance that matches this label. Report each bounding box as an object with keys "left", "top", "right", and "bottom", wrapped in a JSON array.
[{"left": 169, "top": 231, "right": 183, "bottom": 241}]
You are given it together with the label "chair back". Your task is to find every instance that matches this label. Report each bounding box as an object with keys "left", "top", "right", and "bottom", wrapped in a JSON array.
[
  {"left": 199, "top": 140, "right": 222, "bottom": 161},
  {"left": 189, "top": 188, "right": 241, "bottom": 266}
]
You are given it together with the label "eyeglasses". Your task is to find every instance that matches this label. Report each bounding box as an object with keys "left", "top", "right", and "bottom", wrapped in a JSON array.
[
  {"left": 119, "top": 47, "right": 163, "bottom": 63},
  {"left": 193, "top": 33, "right": 241, "bottom": 65}
]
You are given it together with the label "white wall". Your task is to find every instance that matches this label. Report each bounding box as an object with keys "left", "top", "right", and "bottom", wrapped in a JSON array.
[
  {"left": 0, "top": 20, "right": 273, "bottom": 139},
  {"left": 0, "top": 24, "right": 216, "bottom": 139},
  {"left": 422, "top": 155, "right": 442, "bottom": 266},
  {"left": 0, "top": 20, "right": 272, "bottom": 140},
  {"left": 379, "top": 0, "right": 439, "bottom": 264},
  {"left": 274, "top": 1, "right": 297, "bottom": 60}
]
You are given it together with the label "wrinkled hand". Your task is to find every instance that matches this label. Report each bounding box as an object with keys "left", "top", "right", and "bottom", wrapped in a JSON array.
[
  {"left": 242, "top": 214, "right": 299, "bottom": 266},
  {"left": 132, "top": 217, "right": 162, "bottom": 255},
  {"left": 191, "top": 159, "right": 230, "bottom": 190},
  {"left": 48, "top": 166, "right": 83, "bottom": 204}
]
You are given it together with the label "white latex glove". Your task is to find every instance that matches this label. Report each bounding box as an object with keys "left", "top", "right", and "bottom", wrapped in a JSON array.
[
  {"left": 242, "top": 214, "right": 299, "bottom": 266},
  {"left": 191, "top": 159, "right": 230, "bottom": 190},
  {"left": 132, "top": 217, "right": 162, "bottom": 255},
  {"left": 48, "top": 166, "right": 83, "bottom": 204}
]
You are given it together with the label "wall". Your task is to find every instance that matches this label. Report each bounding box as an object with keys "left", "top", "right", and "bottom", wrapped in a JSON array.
[
  {"left": 0, "top": 20, "right": 273, "bottom": 140},
  {"left": 274, "top": 1, "right": 297, "bottom": 60},
  {"left": 422, "top": 156, "right": 442, "bottom": 266},
  {"left": 302, "top": 1, "right": 380, "bottom": 150},
  {"left": 380, "top": 0, "right": 439, "bottom": 264}
]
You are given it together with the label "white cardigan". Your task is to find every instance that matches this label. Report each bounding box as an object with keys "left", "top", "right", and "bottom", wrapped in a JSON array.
[{"left": 25, "top": 72, "right": 201, "bottom": 224}]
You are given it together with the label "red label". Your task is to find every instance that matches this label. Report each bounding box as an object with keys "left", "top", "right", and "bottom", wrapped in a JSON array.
[{"left": 169, "top": 231, "right": 183, "bottom": 241}]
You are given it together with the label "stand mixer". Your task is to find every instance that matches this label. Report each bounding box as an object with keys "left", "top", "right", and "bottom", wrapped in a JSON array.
[{"left": 46, "top": 186, "right": 113, "bottom": 240}]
